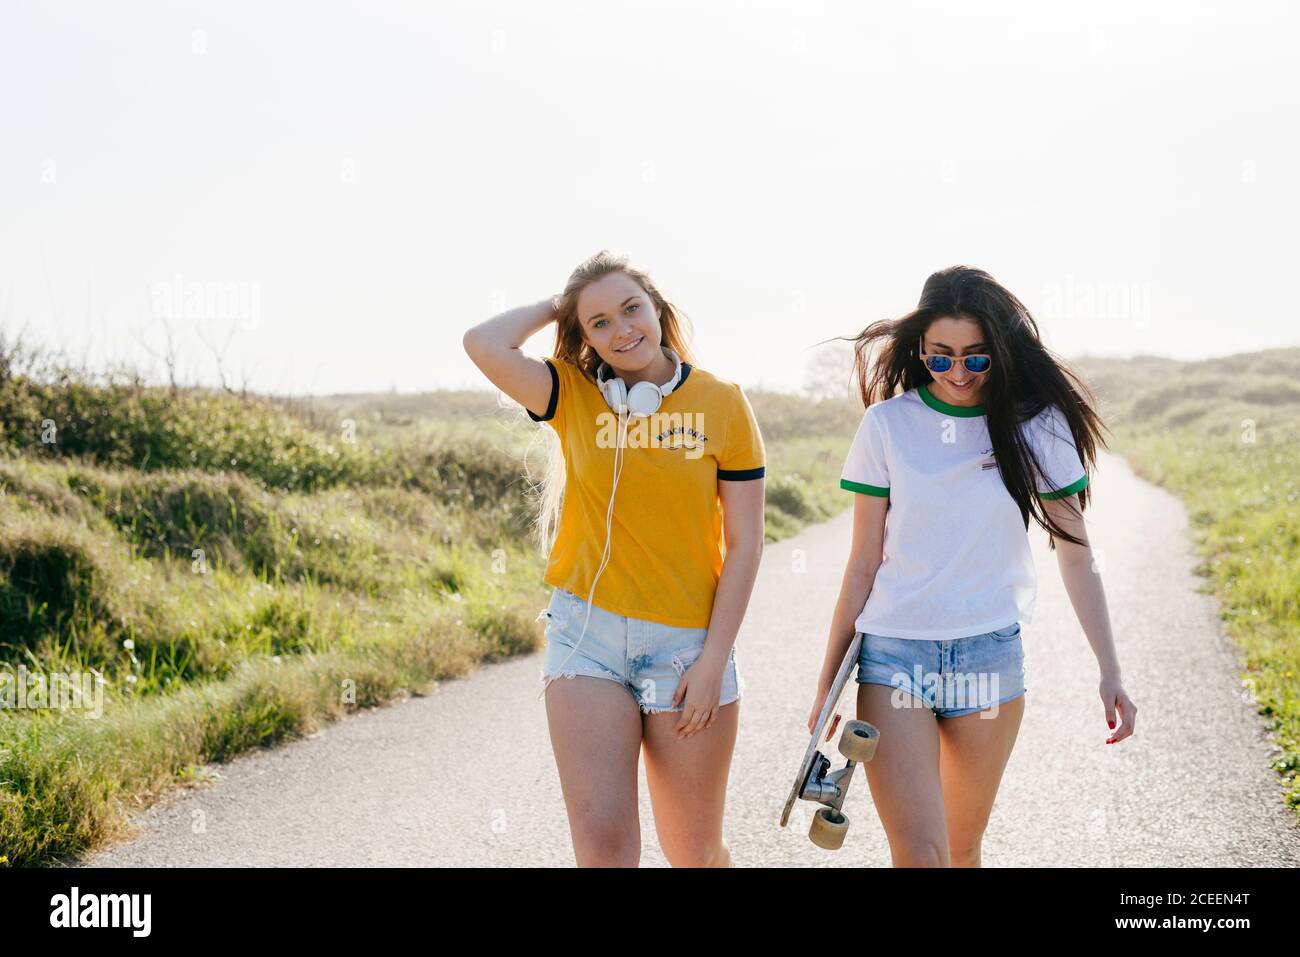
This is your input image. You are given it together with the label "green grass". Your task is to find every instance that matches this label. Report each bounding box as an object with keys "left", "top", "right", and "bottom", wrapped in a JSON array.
[
  {"left": 1076, "top": 350, "right": 1300, "bottom": 813},
  {"left": 762, "top": 436, "right": 851, "bottom": 539},
  {"left": 0, "top": 449, "right": 551, "bottom": 864}
]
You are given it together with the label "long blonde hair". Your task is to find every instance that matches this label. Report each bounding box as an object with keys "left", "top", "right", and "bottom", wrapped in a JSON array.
[{"left": 525, "top": 250, "right": 698, "bottom": 556}]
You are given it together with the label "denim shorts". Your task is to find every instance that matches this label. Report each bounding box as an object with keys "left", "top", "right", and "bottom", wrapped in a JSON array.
[
  {"left": 537, "top": 587, "right": 742, "bottom": 714},
  {"left": 854, "top": 623, "right": 1026, "bottom": 719}
]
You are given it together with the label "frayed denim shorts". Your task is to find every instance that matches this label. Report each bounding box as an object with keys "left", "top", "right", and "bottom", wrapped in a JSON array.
[
  {"left": 855, "top": 623, "right": 1026, "bottom": 719},
  {"left": 537, "top": 587, "right": 742, "bottom": 715}
]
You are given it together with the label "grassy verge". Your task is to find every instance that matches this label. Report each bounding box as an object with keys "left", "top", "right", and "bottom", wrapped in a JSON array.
[
  {"left": 1106, "top": 427, "right": 1300, "bottom": 809},
  {"left": 1076, "top": 351, "right": 1300, "bottom": 814},
  {"left": 763, "top": 436, "right": 852, "bottom": 540},
  {"left": 0, "top": 453, "right": 549, "bottom": 865}
]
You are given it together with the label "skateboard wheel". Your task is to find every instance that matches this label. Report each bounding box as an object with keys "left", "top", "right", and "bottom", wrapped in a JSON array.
[
  {"left": 809, "top": 807, "right": 849, "bottom": 850},
  {"left": 838, "top": 719, "right": 880, "bottom": 763}
]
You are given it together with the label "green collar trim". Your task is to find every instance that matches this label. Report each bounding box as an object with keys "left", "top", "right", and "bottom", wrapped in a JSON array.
[{"left": 918, "top": 383, "right": 986, "bottom": 417}]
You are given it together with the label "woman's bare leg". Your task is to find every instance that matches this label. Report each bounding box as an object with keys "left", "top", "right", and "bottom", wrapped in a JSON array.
[
  {"left": 545, "top": 676, "right": 644, "bottom": 866},
  {"left": 856, "top": 683, "right": 949, "bottom": 866},
  {"left": 937, "top": 694, "right": 1025, "bottom": 867},
  {"left": 641, "top": 701, "right": 739, "bottom": 867}
]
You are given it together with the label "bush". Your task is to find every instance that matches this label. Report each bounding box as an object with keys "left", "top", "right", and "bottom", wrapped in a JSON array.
[{"left": 766, "top": 474, "right": 816, "bottom": 521}]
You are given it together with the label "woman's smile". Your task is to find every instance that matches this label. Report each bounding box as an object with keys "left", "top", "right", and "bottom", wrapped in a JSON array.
[{"left": 614, "top": 334, "right": 645, "bottom": 353}]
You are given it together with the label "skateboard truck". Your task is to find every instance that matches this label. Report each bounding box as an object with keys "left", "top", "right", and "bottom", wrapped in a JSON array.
[
  {"left": 796, "top": 718, "right": 880, "bottom": 849},
  {"left": 800, "top": 750, "right": 847, "bottom": 802}
]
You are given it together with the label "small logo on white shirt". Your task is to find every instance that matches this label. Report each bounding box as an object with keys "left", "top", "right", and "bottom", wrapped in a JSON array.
[{"left": 980, "top": 447, "right": 997, "bottom": 470}]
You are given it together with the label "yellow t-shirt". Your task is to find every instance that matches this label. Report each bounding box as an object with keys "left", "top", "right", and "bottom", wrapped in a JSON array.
[{"left": 526, "top": 355, "right": 766, "bottom": 628}]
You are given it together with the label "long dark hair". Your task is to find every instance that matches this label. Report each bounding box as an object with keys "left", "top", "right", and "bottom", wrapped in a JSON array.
[{"left": 838, "top": 265, "right": 1110, "bottom": 549}]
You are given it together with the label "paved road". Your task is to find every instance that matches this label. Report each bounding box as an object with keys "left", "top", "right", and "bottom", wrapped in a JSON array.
[{"left": 77, "top": 450, "right": 1300, "bottom": 866}]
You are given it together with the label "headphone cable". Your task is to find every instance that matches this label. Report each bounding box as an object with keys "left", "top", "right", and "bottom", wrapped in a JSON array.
[{"left": 537, "top": 404, "right": 630, "bottom": 699}]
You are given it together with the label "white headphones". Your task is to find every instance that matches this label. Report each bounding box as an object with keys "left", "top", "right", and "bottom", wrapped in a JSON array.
[
  {"left": 537, "top": 344, "right": 686, "bottom": 700},
  {"left": 597, "top": 345, "right": 684, "bottom": 417}
]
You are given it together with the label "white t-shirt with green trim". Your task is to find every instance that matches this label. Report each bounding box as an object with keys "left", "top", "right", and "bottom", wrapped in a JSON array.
[{"left": 839, "top": 383, "right": 1089, "bottom": 641}]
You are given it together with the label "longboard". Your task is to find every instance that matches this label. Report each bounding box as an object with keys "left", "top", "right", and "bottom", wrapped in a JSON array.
[{"left": 780, "top": 632, "right": 881, "bottom": 849}]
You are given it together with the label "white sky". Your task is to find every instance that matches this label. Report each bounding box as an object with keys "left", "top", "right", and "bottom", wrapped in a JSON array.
[{"left": 2, "top": 0, "right": 1297, "bottom": 396}]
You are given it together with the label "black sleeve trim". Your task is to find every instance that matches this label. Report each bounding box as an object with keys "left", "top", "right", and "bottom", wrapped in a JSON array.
[
  {"left": 526, "top": 358, "right": 559, "bottom": 422},
  {"left": 717, "top": 466, "right": 765, "bottom": 481}
]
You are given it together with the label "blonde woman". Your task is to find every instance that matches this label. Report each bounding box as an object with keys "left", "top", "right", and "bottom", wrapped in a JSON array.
[
  {"left": 813, "top": 265, "right": 1137, "bottom": 867},
  {"left": 463, "top": 250, "right": 765, "bottom": 867}
]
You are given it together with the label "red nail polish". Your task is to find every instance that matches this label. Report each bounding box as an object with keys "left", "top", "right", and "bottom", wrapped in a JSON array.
[{"left": 1107, "top": 721, "right": 1115, "bottom": 729}]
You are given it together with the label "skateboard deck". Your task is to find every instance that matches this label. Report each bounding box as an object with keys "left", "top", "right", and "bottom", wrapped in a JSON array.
[{"left": 780, "top": 632, "right": 881, "bottom": 849}]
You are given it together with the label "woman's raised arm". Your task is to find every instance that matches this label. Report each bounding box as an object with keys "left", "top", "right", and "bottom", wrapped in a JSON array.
[{"left": 462, "top": 296, "right": 561, "bottom": 418}]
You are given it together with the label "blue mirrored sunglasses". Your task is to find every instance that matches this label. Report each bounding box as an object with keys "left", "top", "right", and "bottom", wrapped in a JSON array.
[{"left": 922, "top": 353, "right": 991, "bottom": 374}]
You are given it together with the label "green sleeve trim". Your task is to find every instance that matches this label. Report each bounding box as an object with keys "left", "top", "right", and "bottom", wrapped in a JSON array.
[
  {"left": 841, "top": 478, "right": 890, "bottom": 497},
  {"left": 1039, "top": 474, "right": 1089, "bottom": 500}
]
